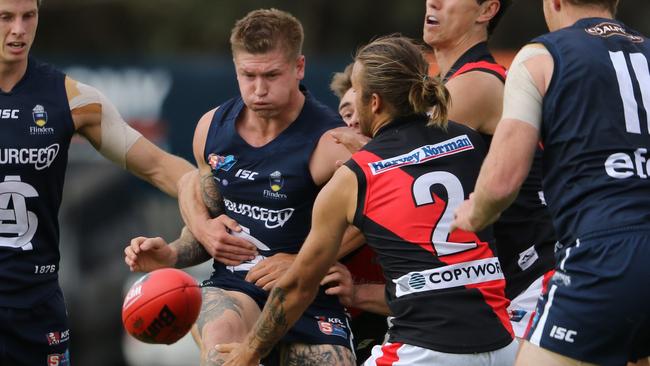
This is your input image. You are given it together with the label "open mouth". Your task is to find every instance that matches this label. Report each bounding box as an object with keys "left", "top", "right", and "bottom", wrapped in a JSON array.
[
  {"left": 425, "top": 16, "right": 440, "bottom": 26},
  {"left": 7, "top": 42, "right": 26, "bottom": 51}
]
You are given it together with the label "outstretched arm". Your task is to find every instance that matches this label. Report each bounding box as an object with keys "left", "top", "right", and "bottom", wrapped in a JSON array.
[
  {"left": 66, "top": 77, "right": 194, "bottom": 197},
  {"left": 220, "top": 167, "right": 358, "bottom": 365},
  {"left": 452, "top": 44, "right": 553, "bottom": 232}
]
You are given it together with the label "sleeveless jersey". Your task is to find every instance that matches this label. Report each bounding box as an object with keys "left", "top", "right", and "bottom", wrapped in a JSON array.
[
  {"left": 204, "top": 87, "right": 344, "bottom": 273},
  {"left": 534, "top": 18, "right": 650, "bottom": 245},
  {"left": 0, "top": 58, "right": 75, "bottom": 308},
  {"left": 444, "top": 42, "right": 556, "bottom": 299},
  {"left": 345, "top": 115, "right": 513, "bottom": 353}
]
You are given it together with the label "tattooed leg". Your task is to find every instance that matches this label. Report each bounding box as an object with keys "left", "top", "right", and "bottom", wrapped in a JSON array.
[
  {"left": 281, "top": 344, "right": 356, "bottom": 366},
  {"left": 195, "top": 287, "right": 262, "bottom": 366}
]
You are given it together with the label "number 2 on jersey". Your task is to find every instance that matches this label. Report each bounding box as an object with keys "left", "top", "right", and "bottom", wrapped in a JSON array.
[{"left": 412, "top": 171, "right": 477, "bottom": 256}]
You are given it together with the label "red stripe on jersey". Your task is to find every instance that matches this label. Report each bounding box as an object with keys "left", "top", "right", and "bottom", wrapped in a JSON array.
[
  {"left": 376, "top": 342, "right": 402, "bottom": 366},
  {"left": 451, "top": 61, "right": 507, "bottom": 80},
  {"left": 468, "top": 280, "right": 514, "bottom": 337},
  {"left": 353, "top": 150, "right": 483, "bottom": 256}
]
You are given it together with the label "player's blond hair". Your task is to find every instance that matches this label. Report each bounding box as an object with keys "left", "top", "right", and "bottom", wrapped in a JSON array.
[
  {"left": 330, "top": 63, "right": 353, "bottom": 99},
  {"left": 354, "top": 35, "right": 450, "bottom": 128},
  {"left": 230, "top": 8, "right": 304, "bottom": 61}
]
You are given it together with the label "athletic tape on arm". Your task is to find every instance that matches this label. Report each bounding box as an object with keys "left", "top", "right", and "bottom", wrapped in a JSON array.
[
  {"left": 502, "top": 46, "right": 551, "bottom": 130},
  {"left": 69, "top": 81, "right": 142, "bottom": 168}
]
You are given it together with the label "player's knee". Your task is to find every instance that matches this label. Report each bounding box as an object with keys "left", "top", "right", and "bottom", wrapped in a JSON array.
[{"left": 198, "top": 315, "right": 249, "bottom": 348}]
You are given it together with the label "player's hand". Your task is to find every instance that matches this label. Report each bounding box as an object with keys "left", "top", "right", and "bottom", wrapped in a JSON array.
[
  {"left": 330, "top": 128, "right": 370, "bottom": 155},
  {"left": 124, "top": 236, "right": 175, "bottom": 272},
  {"left": 215, "top": 343, "right": 259, "bottom": 366},
  {"left": 195, "top": 214, "right": 258, "bottom": 266},
  {"left": 451, "top": 193, "right": 497, "bottom": 233},
  {"left": 321, "top": 262, "right": 356, "bottom": 308},
  {"left": 246, "top": 253, "right": 296, "bottom": 291}
]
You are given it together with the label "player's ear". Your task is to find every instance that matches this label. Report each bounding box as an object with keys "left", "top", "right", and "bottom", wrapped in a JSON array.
[
  {"left": 295, "top": 55, "right": 306, "bottom": 80},
  {"left": 370, "top": 93, "right": 382, "bottom": 115},
  {"left": 552, "top": 0, "right": 562, "bottom": 11},
  {"left": 477, "top": 0, "right": 499, "bottom": 24}
]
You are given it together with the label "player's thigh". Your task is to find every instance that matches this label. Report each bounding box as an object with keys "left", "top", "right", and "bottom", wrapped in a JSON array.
[
  {"left": 516, "top": 340, "right": 597, "bottom": 366},
  {"left": 195, "top": 287, "right": 261, "bottom": 346},
  {"left": 281, "top": 343, "right": 355, "bottom": 366},
  {"left": 527, "top": 232, "right": 650, "bottom": 364}
]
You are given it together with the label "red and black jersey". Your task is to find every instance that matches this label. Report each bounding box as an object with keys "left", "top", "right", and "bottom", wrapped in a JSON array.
[
  {"left": 345, "top": 115, "right": 513, "bottom": 354},
  {"left": 445, "top": 42, "right": 557, "bottom": 300}
]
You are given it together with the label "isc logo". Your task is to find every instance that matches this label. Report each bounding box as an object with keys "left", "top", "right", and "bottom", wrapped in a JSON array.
[
  {"left": 549, "top": 325, "right": 577, "bottom": 343},
  {"left": 0, "top": 109, "right": 19, "bottom": 119},
  {"left": 235, "top": 169, "right": 258, "bottom": 180}
]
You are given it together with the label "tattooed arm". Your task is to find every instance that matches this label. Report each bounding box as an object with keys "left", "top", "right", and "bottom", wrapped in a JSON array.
[
  {"left": 171, "top": 226, "right": 212, "bottom": 268},
  {"left": 177, "top": 109, "right": 258, "bottom": 266},
  {"left": 220, "top": 167, "right": 358, "bottom": 365}
]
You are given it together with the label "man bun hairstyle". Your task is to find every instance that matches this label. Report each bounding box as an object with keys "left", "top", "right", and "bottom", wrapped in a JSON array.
[
  {"left": 230, "top": 8, "right": 304, "bottom": 61},
  {"left": 355, "top": 35, "right": 450, "bottom": 128}
]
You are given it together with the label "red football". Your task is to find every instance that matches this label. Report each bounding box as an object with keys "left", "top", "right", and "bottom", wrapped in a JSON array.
[{"left": 122, "top": 268, "right": 202, "bottom": 344}]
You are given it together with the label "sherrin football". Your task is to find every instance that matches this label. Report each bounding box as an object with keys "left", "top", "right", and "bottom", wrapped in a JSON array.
[{"left": 122, "top": 268, "right": 202, "bottom": 344}]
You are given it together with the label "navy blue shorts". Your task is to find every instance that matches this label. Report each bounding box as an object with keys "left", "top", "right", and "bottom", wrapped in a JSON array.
[
  {"left": 0, "top": 288, "right": 71, "bottom": 366},
  {"left": 526, "top": 227, "right": 650, "bottom": 365},
  {"left": 203, "top": 266, "right": 354, "bottom": 350}
]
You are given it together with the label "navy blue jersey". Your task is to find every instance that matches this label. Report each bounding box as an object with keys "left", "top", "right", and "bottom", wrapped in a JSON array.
[
  {"left": 346, "top": 115, "right": 513, "bottom": 353},
  {"left": 204, "top": 87, "right": 344, "bottom": 273},
  {"left": 445, "top": 42, "right": 556, "bottom": 299},
  {"left": 0, "top": 58, "right": 75, "bottom": 308},
  {"left": 534, "top": 18, "right": 650, "bottom": 244}
]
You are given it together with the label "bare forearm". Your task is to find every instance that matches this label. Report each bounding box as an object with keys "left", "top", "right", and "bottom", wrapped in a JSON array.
[
  {"left": 248, "top": 281, "right": 318, "bottom": 358},
  {"left": 169, "top": 226, "right": 211, "bottom": 268},
  {"left": 178, "top": 170, "right": 209, "bottom": 231},
  {"left": 353, "top": 284, "right": 391, "bottom": 316},
  {"left": 139, "top": 152, "right": 194, "bottom": 198},
  {"left": 337, "top": 226, "right": 365, "bottom": 259},
  {"left": 161, "top": 154, "right": 195, "bottom": 197}
]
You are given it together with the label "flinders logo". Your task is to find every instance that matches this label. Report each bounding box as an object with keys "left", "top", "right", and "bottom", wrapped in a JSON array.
[
  {"left": 30, "top": 105, "right": 54, "bottom": 135},
  {"left": 264, "top": 171, "right": 287, "bottom": 200}
]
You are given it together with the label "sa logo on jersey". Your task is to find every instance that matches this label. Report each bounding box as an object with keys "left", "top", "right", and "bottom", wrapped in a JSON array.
[{"left": 208, "top": 154, "right": 236, "bottom": 172}]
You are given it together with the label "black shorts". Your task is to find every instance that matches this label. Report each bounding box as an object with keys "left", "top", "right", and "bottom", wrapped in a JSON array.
[
  {"left": 203, "top": 266, "right": 354, "bottom": 350},
  {"left": 526, "top": 227, "right": 650, "bottom": 365},
  {"left": 350, "top": 311, "right": 388, "bottom": 365},
  {"left": 0, "top": 288, "right": 71, "bottom": 366}
]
